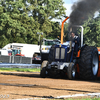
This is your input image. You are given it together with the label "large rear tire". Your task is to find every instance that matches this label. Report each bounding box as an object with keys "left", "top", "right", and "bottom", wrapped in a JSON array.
[
  {"left": 40, "top": 60, "right": 48, "bottom": 78},
  {"left": 78, "top": 46, "right": 99, "bottom": 80}
]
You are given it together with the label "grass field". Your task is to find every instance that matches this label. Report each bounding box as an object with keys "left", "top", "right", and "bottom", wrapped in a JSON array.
[
  {"left": 67, "top": 98, "right": 100, "bottom": 100},
  {"left": 58, "top": 98, "right": 100, "bottom": 100},
  {"left": 0, "top": 67, "right": 40, "bottom": 72}
]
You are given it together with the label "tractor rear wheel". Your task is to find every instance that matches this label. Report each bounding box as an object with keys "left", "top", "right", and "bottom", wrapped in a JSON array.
[
  {"left": 78, "top": 46, "right": 99, "bottom": 80},
  {"left": 67, "top": 63, "right": 76, "bottom": 80},
  {"left": 40, "top": 60, "right": 48, "bottom": 78}
]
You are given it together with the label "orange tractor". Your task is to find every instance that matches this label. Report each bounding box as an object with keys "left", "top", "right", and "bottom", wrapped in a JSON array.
[{"left": 40, "top": 17, "right": 100, "bottom": 80}]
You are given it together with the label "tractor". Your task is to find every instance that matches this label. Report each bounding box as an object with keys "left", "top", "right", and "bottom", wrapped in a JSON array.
[{"left": 40, "top": 17, "right": 100, "bottom": 80}]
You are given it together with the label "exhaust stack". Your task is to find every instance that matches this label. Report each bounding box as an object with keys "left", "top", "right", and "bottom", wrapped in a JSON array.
[{"left": 61, "top": 17, "right": 69, "bottom": 44}]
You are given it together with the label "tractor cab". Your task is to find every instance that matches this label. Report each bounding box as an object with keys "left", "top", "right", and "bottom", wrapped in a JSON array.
[
  {"left": 50, "top": 25, "right": 83, "bottom": 64},
  {"left": 12, "top": 49, "right": 25, "bottom": 56}
]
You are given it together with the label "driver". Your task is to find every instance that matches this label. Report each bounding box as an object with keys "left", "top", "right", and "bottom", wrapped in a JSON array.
[{"left": 70, "top": 32, "right": 80, "bottom": 57}]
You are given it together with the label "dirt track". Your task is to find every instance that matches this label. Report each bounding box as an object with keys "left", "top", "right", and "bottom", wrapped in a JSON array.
[{"left": 0, "top": 72, "right": 100, "bottom": 99}]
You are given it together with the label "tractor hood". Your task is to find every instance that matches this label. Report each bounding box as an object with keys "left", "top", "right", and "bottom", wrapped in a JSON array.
[{"left": 54, "top": 41, "right": 75, "bottom": 62}]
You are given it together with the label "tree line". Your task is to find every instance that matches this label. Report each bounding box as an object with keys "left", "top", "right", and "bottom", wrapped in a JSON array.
[
  {"left": 0, "top": 0, "right": 100, "bottom": 48},
  {"left": 0, "top": 0, "right": 66, "bottom": 48}
]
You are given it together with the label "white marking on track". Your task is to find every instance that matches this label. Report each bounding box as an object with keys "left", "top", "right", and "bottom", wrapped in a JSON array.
[
  {"left": 13, "top": 93, "right": 100, "bottom": 100},
  {"left": 56, "top": 93, "right": 100, "bottom": 99}
]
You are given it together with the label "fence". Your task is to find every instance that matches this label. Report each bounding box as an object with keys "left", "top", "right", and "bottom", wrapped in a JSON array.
[{"left": 0, "top": 55, "right": 32, "bottom": 64}]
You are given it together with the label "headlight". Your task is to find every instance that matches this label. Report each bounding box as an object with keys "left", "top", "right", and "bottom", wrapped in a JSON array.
[
  {"left": 45, "top": 48, "right": 49, "bottom": 50},
  {"left": 42, "top": 48, "right": 45, "bottom": 50},
  {"left": 42, "top": 48, "right": 49, "bottom": 50}
]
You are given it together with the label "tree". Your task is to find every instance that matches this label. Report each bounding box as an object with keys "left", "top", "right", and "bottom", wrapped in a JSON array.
[
  {"left": 48, "top": 22, "right": 61, "bottom": 39},
  {"left": 0, "top": 0, "right": 66, "bottom": 48},
  {"left": 23, "top": 0, "right": 66, "bottom": 38},
  {"left": 0, "top": 0, "right": 39, "bottom": 47},
  {"left": 83, "top": 14, "right": 100, "bottom": 47}
]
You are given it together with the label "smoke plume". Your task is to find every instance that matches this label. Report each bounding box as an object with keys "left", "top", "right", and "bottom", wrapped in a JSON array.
[{"left": 69, "top": 0, "right": 100, "bottom": 26}]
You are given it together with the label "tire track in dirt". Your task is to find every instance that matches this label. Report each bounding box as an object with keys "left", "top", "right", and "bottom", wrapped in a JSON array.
[{"left": 0, "top": 72, "right": 100, "bottom": 99}]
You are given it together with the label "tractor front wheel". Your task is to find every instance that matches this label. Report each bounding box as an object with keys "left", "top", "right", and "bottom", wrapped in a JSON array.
[
  {"left": 40, "top": 60, "right": 48, "bottom": 78},
  {"left": 67, "top": 63, "right": 76, "bottom": 80}
]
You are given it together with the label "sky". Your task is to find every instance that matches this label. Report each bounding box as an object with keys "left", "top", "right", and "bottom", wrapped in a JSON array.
[
  {"left": 52, "top": 0, "right": 78, "bottom": 23},
  {"left": 63, "top": 0, "right": 78, "bottom": 17}
]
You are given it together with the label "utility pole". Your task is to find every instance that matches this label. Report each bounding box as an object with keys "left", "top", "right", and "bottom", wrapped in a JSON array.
[{"left": 37, "top": 32, "right": 43, "bottom": 58}]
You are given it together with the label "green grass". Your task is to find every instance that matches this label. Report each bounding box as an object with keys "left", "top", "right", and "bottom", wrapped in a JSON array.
[
  {"left": 66, "top": 98, "right": 100, "bottom": 100},
  {"left": 55, "top": 98, "right": 100, "bottom": 100},
  {"left": 43, "top": 98, "right": 100, "bottom": 100},
  {"left": 0, "top": 67, "right": 40, "bottom": 72}
]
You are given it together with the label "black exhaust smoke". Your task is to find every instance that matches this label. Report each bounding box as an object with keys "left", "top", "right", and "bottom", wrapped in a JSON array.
[{"left": 69, "top": 0, "right": 100, "bottom": 26}]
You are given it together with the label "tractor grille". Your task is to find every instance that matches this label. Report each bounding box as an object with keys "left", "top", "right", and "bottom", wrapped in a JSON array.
[
  {"left": 61, "top": 48, "right": 65, "bottom": 59},
  {"left": 55, "top": 48, "right": 65, "bottom": 59},
  {"left": 55, "top": 48, "right": 60, "bottom": 59}
]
